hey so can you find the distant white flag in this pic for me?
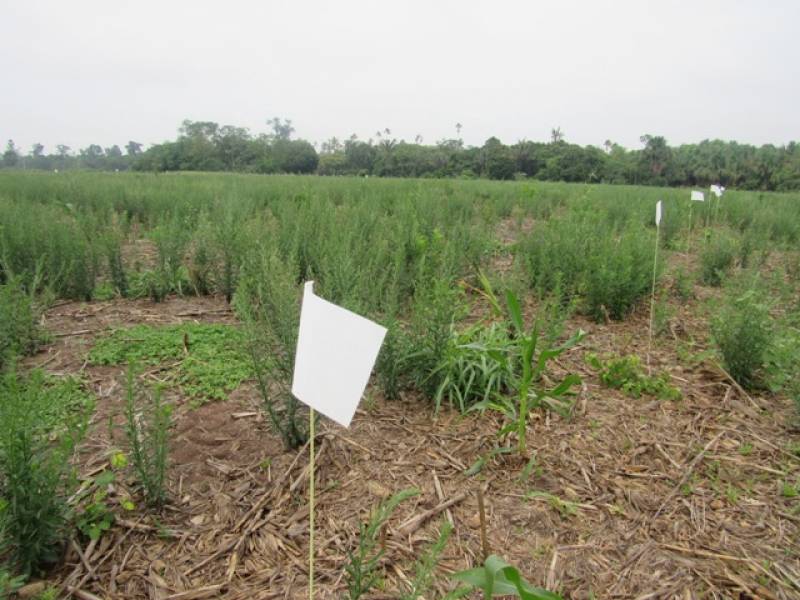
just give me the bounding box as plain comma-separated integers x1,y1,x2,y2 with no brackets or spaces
292,282,387,428
655,200,662,226
691,190,705,202
710,184,723,198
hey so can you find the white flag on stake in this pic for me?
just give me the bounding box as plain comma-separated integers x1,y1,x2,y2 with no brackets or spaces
710,184,723,198
691,190,705,202
292,281,387,428
655,200,662,226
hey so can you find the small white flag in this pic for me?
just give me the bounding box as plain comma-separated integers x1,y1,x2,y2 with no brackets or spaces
710,184,723,198
691,190,705,202
655,200,662,226
292,281,387,428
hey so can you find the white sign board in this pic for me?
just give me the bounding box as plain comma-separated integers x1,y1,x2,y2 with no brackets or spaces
292,282,387,428
691,190,705,202
655,200,662,226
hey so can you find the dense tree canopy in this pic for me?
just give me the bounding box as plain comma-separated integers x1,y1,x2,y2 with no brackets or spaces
2,120,799,190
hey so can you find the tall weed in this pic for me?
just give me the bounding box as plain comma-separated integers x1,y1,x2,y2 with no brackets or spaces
235,249,308,449
712,285,773,389
0,370,90,575
122,365,172,507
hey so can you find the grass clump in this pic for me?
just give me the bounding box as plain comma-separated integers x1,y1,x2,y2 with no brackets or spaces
0,371,92,575
430,322,514,413
122,365,172,507
89,323,253,403
587,353,681,400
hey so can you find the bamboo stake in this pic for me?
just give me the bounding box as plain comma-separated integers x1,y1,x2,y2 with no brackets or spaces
308,408,315,600
647,206,661,374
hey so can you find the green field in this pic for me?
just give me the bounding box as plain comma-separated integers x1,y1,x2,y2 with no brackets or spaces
1,171,799,598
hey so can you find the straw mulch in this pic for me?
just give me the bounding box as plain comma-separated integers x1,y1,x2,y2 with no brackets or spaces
16,291,800,600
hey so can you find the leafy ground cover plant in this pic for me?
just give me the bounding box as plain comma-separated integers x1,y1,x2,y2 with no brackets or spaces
450,554,563,599
0,370,92,575
587,353,681,400
345,488,419,600
122,365,172,507
89,323,252,403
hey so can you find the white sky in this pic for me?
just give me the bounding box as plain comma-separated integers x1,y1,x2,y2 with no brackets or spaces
1,0,799,153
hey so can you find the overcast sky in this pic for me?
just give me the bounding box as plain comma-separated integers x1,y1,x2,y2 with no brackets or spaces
2,0,799,153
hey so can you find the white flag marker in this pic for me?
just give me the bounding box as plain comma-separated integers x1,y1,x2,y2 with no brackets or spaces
710,184,723,198
655,200,662,226
292,281,387,428
691,190,705,202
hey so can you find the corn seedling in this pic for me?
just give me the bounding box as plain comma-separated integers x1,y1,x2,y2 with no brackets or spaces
451,554,563,600
473,284,585,454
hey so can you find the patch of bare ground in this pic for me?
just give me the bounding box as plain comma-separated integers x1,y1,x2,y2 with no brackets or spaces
19,287,800,599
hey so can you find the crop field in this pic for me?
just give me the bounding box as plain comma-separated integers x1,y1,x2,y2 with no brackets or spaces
0,171,799,599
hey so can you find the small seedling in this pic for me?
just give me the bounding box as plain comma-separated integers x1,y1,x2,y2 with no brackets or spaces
345,488,419,600
122,365,172,507
451,554,563,599
587,353,681,400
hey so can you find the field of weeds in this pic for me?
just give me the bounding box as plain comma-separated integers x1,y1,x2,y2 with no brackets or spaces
0,171,798,599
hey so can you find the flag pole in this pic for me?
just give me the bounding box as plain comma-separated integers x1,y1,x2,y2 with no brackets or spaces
647,209,661,374
308,407,315,600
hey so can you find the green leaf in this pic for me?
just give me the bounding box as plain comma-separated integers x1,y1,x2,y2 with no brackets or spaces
95,470,115,487
506,290,524,335
452,555,564,600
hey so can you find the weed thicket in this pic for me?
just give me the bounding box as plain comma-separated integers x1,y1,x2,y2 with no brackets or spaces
712,287,773,389
0,276,45,370
699,230,738,286
519,215,657,322
0,371,92,575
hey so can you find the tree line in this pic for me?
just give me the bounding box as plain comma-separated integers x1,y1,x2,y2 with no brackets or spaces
3,120,800,191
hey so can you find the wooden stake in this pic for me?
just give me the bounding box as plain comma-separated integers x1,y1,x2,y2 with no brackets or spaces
308,408,315,600
647,221,660,374
477,487,489,561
